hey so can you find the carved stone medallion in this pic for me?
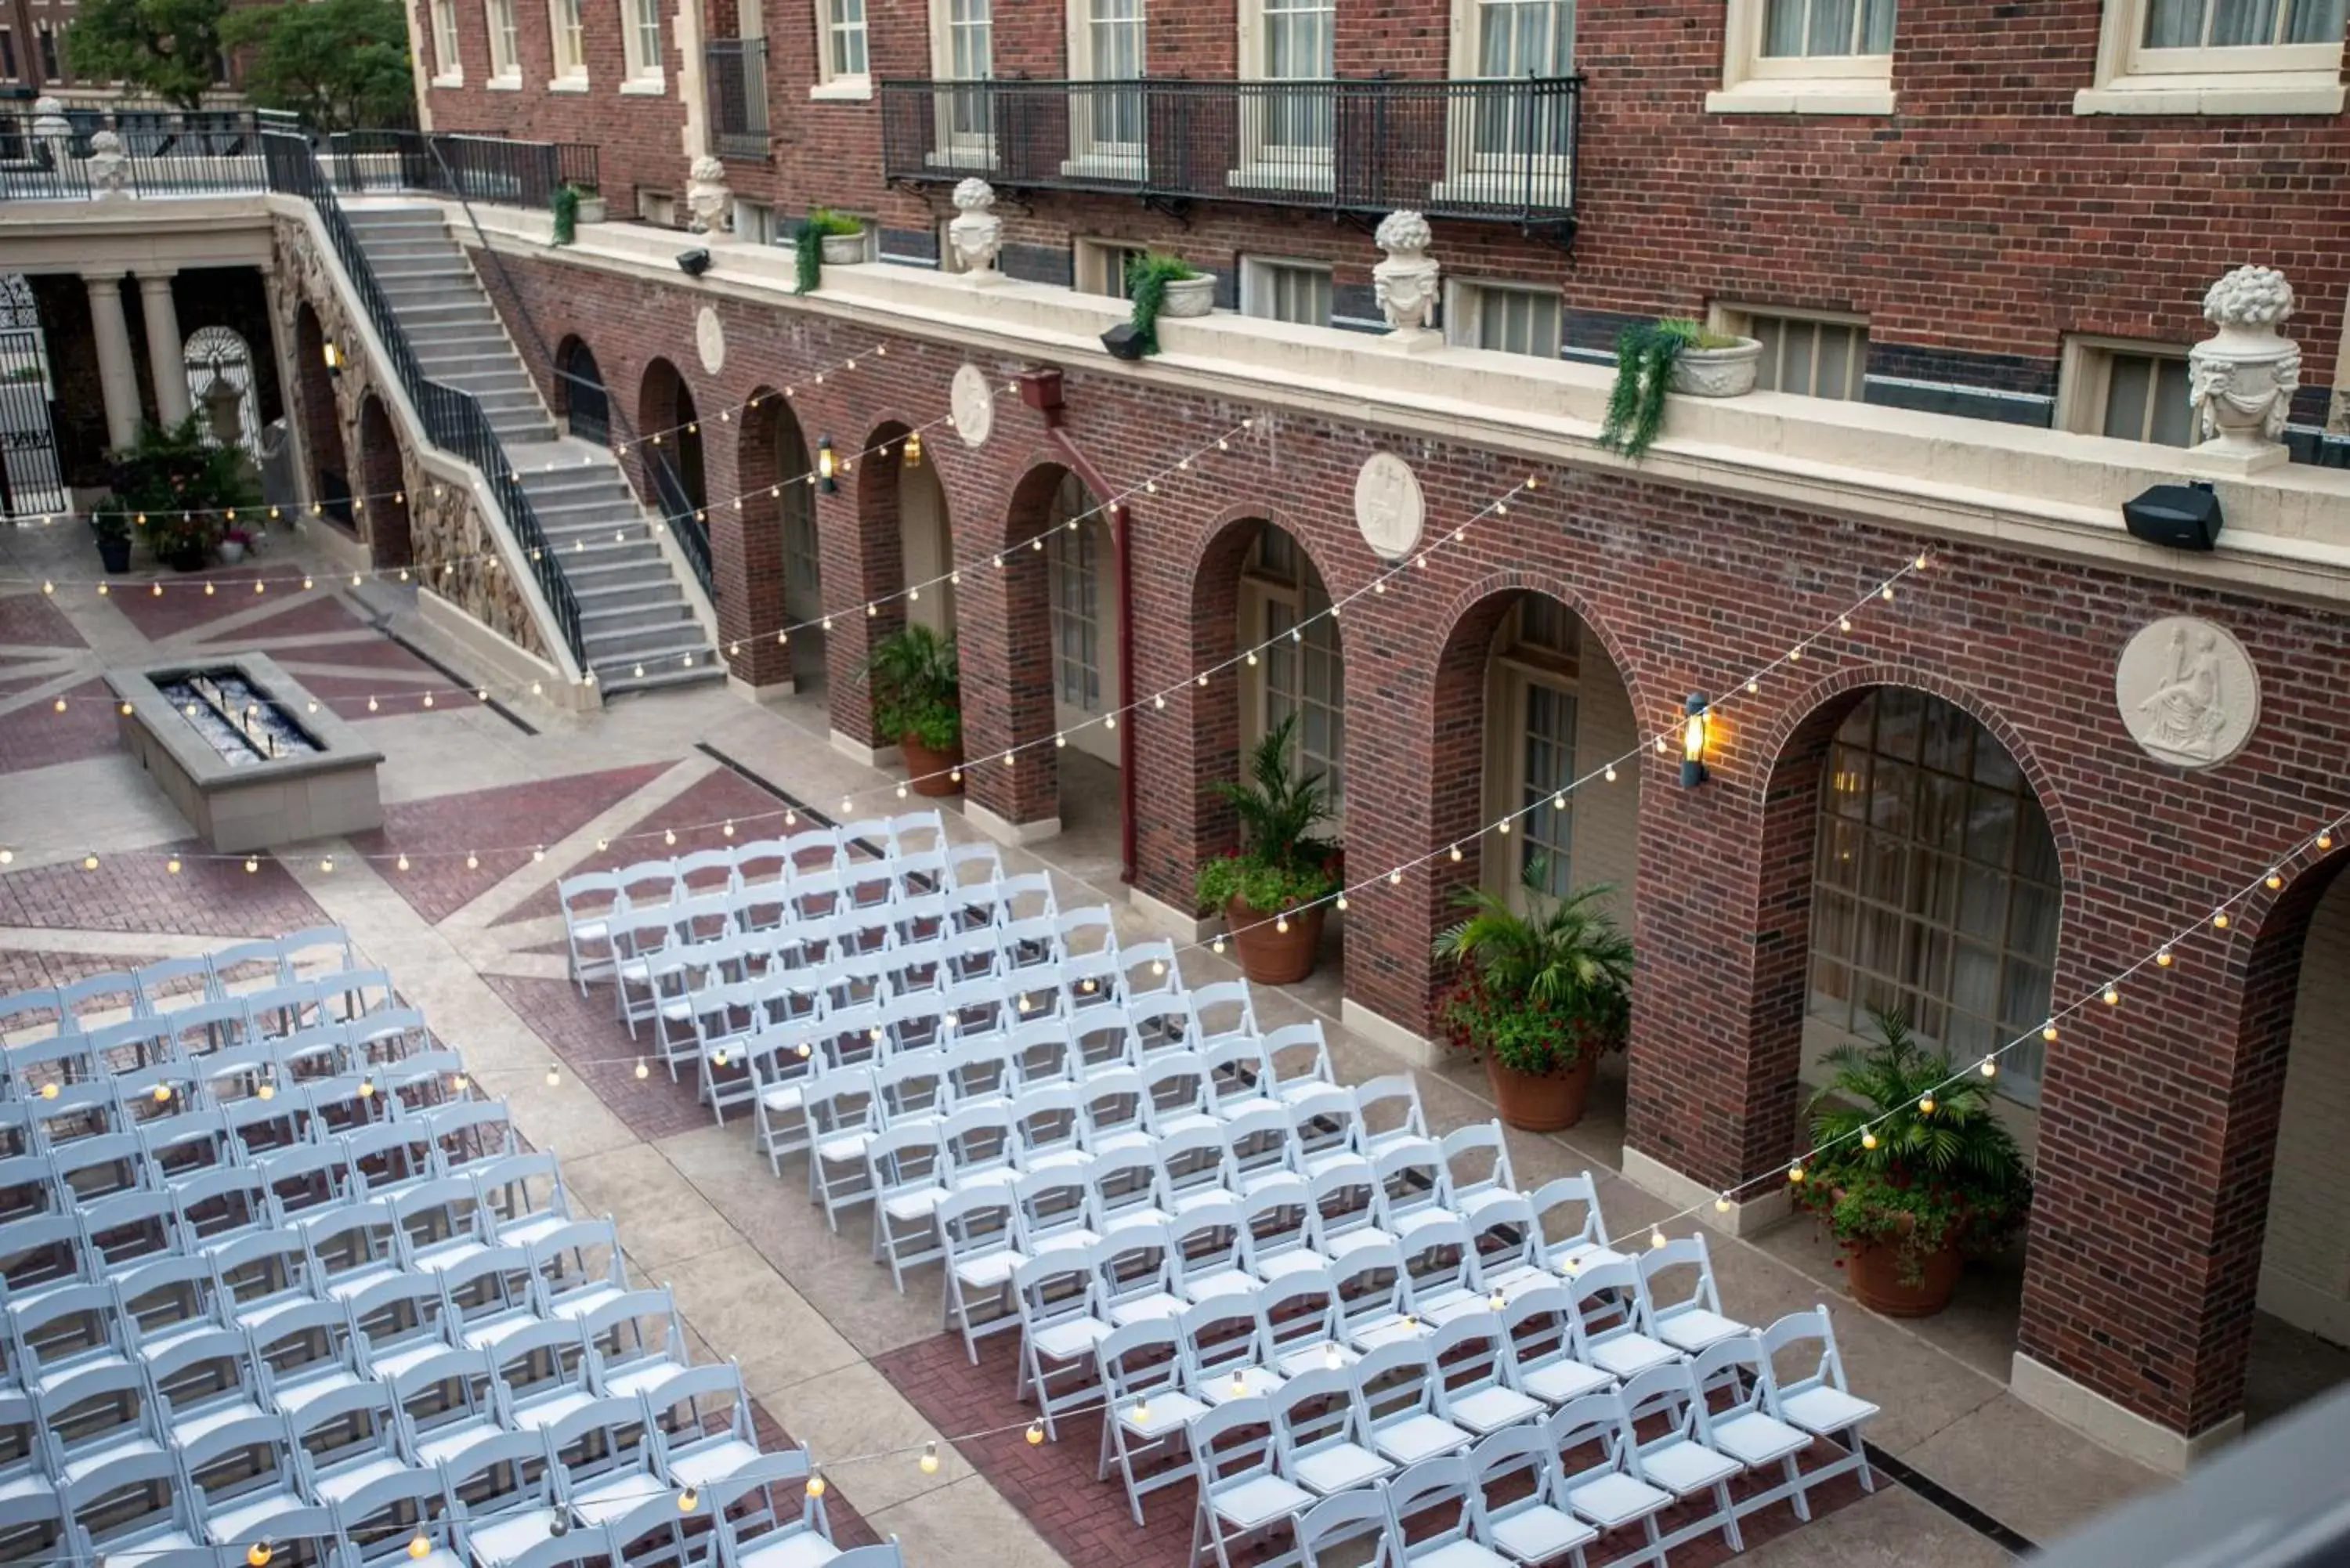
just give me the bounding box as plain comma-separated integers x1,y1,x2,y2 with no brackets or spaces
950,363,994,449
2115,616,2260,770
695,306,726,376
1352,451,1424,561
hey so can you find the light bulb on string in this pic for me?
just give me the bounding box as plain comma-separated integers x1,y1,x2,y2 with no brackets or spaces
2266,869,2283,891
919,1442,941,1474
1918,1094,1936,1115
1860,1130,1878,1151
2103,984,2120,1006
2156,948,2174,968
635,1060,650,1080
1979,1057,1998,1078
544,1062,561,1087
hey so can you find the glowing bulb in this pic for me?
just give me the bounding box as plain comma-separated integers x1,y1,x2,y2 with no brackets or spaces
250,1545,273,1568
2214,911,2231,929
396,854,410,872
1324,1342,1343,1370
1335,894,1349,911
1275,917,1289,933
1131,1397,1149,1425
1230,1370,1248,1397
1714,1195,1731,1213
52,698,66,714
1860,1131,1877,1151
1448,845,1462,862
1389,870,1402,885
319,857,334,874
1212,937,1226,954
81,853,97,871
466,852,479,870
409,1533,432,1560
665,829,678,847
544,1063,561,1087
2156,948,2174,968
257,1079,276,1101
2041,1022,2058,1042
1489,1287,1508,1310
1918,1095,1936,1115
635,1060,650,1080
807,1474,826,1498
2321,832,2336,851
357,1078,374,1099
677,1487,699,1513
1648,1229,1667,1250
244,857,258,873
1787,1164,1805,1183
367,695,378,713
1839,616,1853,632
1603,766,1616,783
2266,870,2283,891
2103,985,2119,1006
919,1442,940,1474
38,1083,56,1101
1979,1057,1998,1078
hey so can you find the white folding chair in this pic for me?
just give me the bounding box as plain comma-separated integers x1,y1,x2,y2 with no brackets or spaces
1200,1034,1280,1122
1170,1196,1255,1303
1274,1365,1393,1497
1352,1074,1427,1158
1297,1487,1397,1568
1141,1050,1217,1139
1528,1173,1629,1277
1077,1067,1151,1155
1263,1021,1336,1104
1096,1219,1187,1327
1332,1242,1416,1353
1549,1393,1671,1562
1374,1138,1460,1241
559,873,625,995
803,1068,880,1228
1183,1290,1287,1405
1094,1317,1206,1526
1759,1305,1878,1501
1429,1310,1543,1436
1309,1154,1393,1262
1011,1248,1112,1440
1570,1262,1679,1382
1385,1452,1513,1568
867,1123,950,1292
1471,1424,1598,1568
1690,1334,1814,1526
1621,1362,1744,1555
1638,1234,1748,1354
1502,1283,1614,1409
1013,1163,1099,1258
1185,1396,1312,1568
937,1187,1027,1362
1010,1085,1086,1172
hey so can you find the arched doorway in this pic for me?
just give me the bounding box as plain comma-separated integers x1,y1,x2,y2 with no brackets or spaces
1236,520,1344,812
901,445,956,638
638,358,705,515
355,395,410,569
291,303,351,526
736,387,820,686
555,336,609,444
1044,471,1115,767
181,326,260,457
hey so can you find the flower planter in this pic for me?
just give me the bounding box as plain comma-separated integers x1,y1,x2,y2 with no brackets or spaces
1224,896,1324,985
216,540,246,565
1843,1235,1964,1318
160,542,208,573
96,534,132,574
1484,1051,1599,1133
1670,338,1762,398
901,732,964,798
821,233,869,266
1160,276,1217,318
575,197,607,224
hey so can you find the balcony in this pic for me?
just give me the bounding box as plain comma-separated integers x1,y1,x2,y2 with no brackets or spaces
880,76,1581,242
707,38,772,161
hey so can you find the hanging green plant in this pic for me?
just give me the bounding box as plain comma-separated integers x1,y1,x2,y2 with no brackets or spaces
791,207,866,296
1123,252,1204,357
551,182,581,247
1600,317,1745,461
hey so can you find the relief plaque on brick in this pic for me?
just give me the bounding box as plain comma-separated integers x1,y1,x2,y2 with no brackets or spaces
1353,451,1423,561
695,306,725,376
2116,615,2261,769
950,364,994,449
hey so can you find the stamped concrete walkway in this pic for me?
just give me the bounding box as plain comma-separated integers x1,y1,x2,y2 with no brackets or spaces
9,516,2339,1563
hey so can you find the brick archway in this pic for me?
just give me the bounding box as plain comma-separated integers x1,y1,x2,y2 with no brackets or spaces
637,357,705,515
718,385,801,689
354,394,410,569
290,303,350,526
960,458,1078,831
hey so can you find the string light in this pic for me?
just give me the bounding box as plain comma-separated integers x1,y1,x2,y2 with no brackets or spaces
918,1442,940,1474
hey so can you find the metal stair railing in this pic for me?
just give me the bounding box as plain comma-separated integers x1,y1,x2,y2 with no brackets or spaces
262,129,587,671
645,449,717,602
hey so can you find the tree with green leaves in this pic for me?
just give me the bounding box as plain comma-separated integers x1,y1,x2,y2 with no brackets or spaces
63,0,231,111
221,0,414,132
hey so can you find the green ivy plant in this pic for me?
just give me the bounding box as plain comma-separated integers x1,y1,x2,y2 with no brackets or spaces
1434,871,1632,1076
551,182,581,247
792,207,866,296
1600,317,1744,461
1195,715,1340,916
1795,1008,2035,1287
1124,252,1206,357
856,622,962,750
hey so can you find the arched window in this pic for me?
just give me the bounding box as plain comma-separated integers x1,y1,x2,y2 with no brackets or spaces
183,326,259,456
1045,471,1119,764
1241,522,1343,813
1806,688,2059,1100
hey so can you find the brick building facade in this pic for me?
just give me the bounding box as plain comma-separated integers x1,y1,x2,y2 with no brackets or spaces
386,0,2350,1474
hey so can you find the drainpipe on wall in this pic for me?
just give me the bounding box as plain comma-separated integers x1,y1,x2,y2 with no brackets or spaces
1018,368,1137,888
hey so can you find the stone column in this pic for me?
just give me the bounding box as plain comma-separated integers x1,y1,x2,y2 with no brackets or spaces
137,272,192,426
81,271,142,451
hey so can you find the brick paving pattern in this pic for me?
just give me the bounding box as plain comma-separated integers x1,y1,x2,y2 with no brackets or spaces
0,948,170,1032
498,765,786,927
877,1328,1864,1568
0,591,89,649
351,763,673,925
264,637,443,676
481,972,724,1143
0,844,328,938
187,591,367,643
0,677,120,774
109,565,281,639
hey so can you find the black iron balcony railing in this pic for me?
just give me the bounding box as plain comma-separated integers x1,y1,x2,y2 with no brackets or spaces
707,38,772,161
0,106,281,198
325,131,599,208
880,75,1581,240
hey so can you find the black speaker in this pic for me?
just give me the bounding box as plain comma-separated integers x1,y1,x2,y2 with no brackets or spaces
2123,481,2223,552
1100,323,1148,361
674,249,712,277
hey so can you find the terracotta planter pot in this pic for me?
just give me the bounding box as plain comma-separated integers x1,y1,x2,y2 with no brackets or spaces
1844,1235,1963,1317
1484,1051,1599,1133
900,732,964,797
1224,896,1324,985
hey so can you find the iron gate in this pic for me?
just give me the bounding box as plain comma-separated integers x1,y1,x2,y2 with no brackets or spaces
0,274,65,519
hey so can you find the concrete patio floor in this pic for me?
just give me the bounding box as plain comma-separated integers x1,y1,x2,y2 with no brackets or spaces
3,514,2345,1564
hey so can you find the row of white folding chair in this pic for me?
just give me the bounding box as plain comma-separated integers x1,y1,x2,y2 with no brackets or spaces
0,927,361,1046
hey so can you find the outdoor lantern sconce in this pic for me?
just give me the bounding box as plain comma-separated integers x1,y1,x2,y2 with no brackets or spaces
817,437,838,493
1681,693,1711,788
902,429,923,468
322,341,342,378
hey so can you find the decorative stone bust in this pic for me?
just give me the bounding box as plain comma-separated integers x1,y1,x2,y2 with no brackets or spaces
947,178,1004,284
685,156,733,236
86,129,130,199
2187,265,2298,475
1372,211,1441,349
31,96,69,139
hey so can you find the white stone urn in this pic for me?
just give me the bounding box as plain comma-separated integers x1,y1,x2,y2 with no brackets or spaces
1160,275,1217,317
946,178,1003,283
1671,338,1763,397
1372,210,1441,349
86,129,130,200
216,538,247,565
685,155,733,235
821,230,869,265
2188,265,2298,475
574,195,608,224
31,96,69,139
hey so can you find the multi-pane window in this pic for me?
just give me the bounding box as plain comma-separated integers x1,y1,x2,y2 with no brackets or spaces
779,421,822,626
1489,598,1581,909
1762,0,1896,56
486,0,521,76
2,29,19,79
1076,239,1147,299
1256,0,1333,150
824,0,870,79
940,0,992,138
430,0,462,74
1471,0,1573,157
1080,0,1145,148
1517,686,1578,899
1049,507,1104,713
1807,689,2059,1102
1449,282,1562,358
35,22,56,79
550,0,587,76
1739,310,1868,399
1246,525,1345,813
1242,259,1332,327
2143,0,2345,45
626,0,663,78
2097,349,2193,446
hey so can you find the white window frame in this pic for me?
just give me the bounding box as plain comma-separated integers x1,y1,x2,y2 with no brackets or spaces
546,0,588,85
734,198,776,244
1073,237,1146,298
1240,526,1344,822
1708,0,1896,114
1481,599,1584,912
428,0,464,82
1444,278,1564,359
618,0,665,87
2077,0,2345,114
926,0,994,162
1231,0,1336,190
484,0,522,83
812,0,872,98
1440,0,1582,199
1240,257,1332,327
1065,0,1147,175
2057,335,2197,447
1046,474,1121,765
1709,302,1871,400
636,188,678,226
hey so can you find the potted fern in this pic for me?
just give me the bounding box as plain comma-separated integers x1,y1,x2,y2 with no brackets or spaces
1436,872,1632,1131
99,415,258,573
859,623,964,797
792,208,868,294
1196,715,1340,985
1117,253,1212,357
1795,1009,2034,1317
1600,318,1762,459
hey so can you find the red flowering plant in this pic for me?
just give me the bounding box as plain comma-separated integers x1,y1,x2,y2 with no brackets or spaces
1434,875,1632,1077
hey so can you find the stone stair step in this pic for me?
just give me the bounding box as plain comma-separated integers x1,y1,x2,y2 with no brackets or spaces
596,663,728,699
574,577,690,614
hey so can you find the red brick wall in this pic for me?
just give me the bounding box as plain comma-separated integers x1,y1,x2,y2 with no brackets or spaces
423,0,2350,398
477,245,2350,1439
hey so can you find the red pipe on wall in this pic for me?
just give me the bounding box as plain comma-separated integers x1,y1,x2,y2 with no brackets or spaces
1018,369,1137,888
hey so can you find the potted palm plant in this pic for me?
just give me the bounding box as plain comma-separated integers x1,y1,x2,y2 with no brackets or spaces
1195,715,1340,985
1436,870,1632,1132
99,415,258,573
859,623,964,797
1795,1009,2034,1317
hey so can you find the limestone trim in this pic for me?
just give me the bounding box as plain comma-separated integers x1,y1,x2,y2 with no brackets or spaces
1340,997,1438,1071
1713,0,1895,114
2011,1352,2245,1474
1620,1146,1794,1239
965,798,1062,847
2076,0,2347,117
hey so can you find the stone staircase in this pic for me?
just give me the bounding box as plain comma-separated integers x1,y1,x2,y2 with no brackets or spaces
343,205,720,698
